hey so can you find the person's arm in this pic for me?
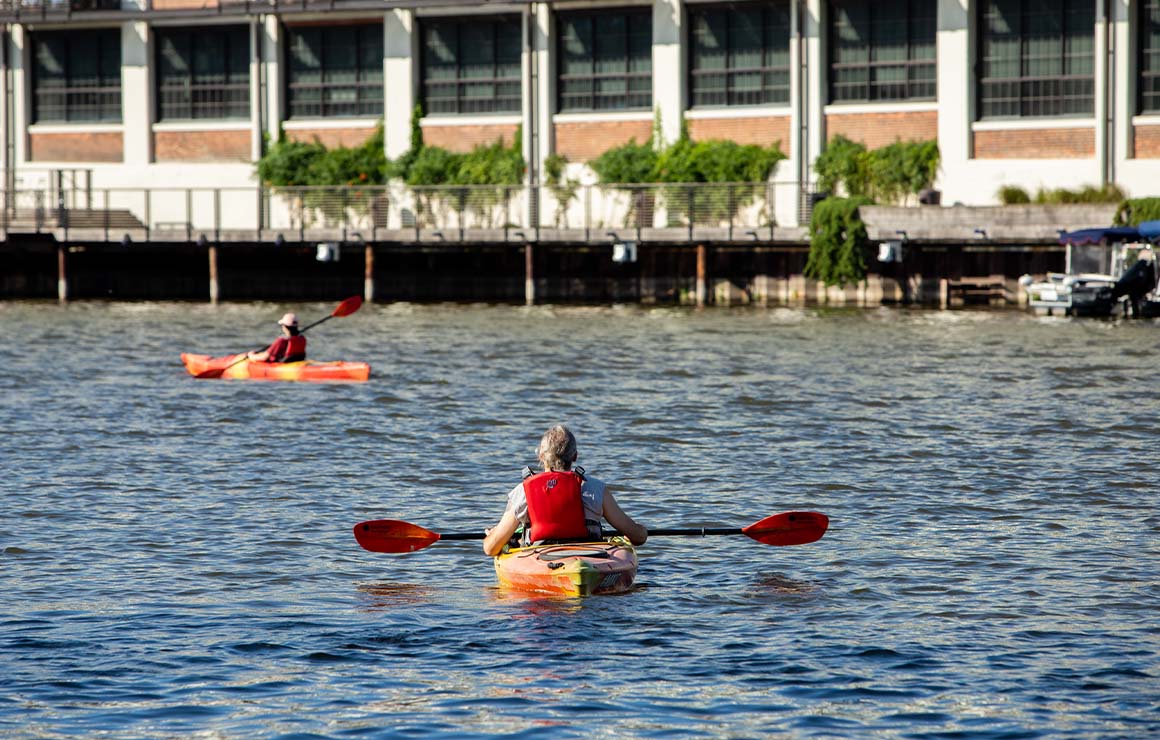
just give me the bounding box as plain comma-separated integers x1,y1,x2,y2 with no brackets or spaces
483,510,520,556
249,338,287,362
602,491,647,545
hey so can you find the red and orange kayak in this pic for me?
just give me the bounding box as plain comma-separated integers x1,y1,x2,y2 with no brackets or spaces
493,539,637,596
181,353,371,382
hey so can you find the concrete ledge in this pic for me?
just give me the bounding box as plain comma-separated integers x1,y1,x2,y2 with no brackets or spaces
860,204,1120,242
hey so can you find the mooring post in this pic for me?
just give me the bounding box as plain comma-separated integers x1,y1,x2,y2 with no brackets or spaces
57,244,68,304
695,244,707,307
208,243,219,305
525,243,535,306
364,243,375,303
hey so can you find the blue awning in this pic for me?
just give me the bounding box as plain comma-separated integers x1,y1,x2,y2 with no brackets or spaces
1059,227,1141,245
1138,221,1160,242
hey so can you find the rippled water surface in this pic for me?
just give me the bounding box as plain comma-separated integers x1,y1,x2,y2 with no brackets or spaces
2,301,1157,739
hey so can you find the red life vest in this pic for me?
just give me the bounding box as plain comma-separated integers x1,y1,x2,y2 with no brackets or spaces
269,335,306,362
524,471,589,543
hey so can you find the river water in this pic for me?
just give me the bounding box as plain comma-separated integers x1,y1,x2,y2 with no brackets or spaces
1,301,1157,739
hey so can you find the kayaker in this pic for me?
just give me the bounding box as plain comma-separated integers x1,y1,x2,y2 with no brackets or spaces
246,313,307,363
482,425,648,556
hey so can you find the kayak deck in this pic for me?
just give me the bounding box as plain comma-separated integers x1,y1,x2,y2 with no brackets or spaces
493,539,637,597
181,353,371,382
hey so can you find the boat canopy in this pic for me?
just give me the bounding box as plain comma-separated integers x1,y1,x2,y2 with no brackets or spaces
1138,221,1160,242
1059,227,1141,245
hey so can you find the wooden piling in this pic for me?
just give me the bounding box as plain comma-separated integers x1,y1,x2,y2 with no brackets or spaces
525,243,535,306
208,244,219,305
695,244,707,307
57,245,68,304
364,243,375,303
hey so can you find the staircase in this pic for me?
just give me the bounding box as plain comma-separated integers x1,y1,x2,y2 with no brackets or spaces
5,207,146,233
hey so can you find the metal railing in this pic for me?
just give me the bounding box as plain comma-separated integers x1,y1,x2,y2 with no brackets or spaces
0,0,453,21
0,180,813,243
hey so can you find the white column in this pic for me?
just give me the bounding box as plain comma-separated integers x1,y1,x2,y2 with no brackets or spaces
1112,0,1131,168
803,0,825,183
122,21,152,165
384,9,416,160
936,0,972,202
10,25,27,167
250,18,262,161
263,16,282,142
524,3,552,171
652,0,684,146
1093,0,1110,184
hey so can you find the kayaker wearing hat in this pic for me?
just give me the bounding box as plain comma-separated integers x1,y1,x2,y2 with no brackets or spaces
246,312,307,363
483,425,648,556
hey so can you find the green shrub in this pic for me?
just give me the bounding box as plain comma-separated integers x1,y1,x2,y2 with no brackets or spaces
544,154,580,227
813,136,939,204
1114,197,1160,226
814,135,870,198
1034,183,1126,204
256,136,327,188
867,139,939,204
997,185,1031,204
804,196,873,288
589,139,659,184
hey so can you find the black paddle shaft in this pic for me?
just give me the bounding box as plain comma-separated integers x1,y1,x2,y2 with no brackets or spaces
646,527,744,537
434,527,742,541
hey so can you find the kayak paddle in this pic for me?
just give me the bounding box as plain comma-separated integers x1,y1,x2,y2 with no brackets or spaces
353,511,829,554
195,295,363,379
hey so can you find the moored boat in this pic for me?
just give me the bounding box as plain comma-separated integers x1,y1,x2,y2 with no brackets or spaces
181,353,371,382
493,538,637,597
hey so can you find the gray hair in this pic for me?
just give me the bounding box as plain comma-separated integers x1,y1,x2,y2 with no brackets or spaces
537,425,577,471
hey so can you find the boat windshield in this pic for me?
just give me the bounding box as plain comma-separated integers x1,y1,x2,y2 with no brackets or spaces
1067,243,1114,275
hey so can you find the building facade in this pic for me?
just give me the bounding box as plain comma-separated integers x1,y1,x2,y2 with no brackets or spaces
0,0,1156,228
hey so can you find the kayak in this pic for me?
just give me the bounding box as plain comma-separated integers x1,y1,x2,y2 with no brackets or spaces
181,353,371,382
493,538,637,596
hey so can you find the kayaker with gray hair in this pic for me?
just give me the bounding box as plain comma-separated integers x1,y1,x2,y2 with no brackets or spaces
247,312,307,363
483,425,648,556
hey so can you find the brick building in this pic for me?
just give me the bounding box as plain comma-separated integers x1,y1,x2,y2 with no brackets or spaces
0,0,1156,228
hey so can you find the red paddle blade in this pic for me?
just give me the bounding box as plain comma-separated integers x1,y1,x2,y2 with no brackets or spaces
742,511,829,546
332,295,363,318
353,519,441,553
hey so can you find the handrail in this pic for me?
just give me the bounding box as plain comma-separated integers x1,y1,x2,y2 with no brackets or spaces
0,180,812,243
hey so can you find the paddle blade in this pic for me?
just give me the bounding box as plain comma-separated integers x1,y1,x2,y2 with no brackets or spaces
332,295,363,318
194,369,225,379
742,511,829,546
354,519,441,553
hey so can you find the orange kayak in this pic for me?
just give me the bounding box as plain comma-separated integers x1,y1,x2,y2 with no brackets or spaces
181,353,371,382
493,539,637,596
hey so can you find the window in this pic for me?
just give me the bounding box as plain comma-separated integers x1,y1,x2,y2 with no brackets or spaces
156,27,250,121
286,24,383,119
32,29,121,123
421,16,521,115
1142,0,1160,114
978,0,1094,119
557,9,651,112
828,0,936,103
689,2,790,107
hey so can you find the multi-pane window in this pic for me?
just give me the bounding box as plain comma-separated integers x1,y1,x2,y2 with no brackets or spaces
689,2,791,107
557,10,652,112
1142,0,1160,113
286,24,383,119
421,17,521,115
828,0,936,103
156,27,250,121
978,0,1094,118
32,29,121,123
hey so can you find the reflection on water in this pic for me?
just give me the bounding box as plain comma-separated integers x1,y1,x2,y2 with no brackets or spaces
2,302,1157,739
356,582,436,610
